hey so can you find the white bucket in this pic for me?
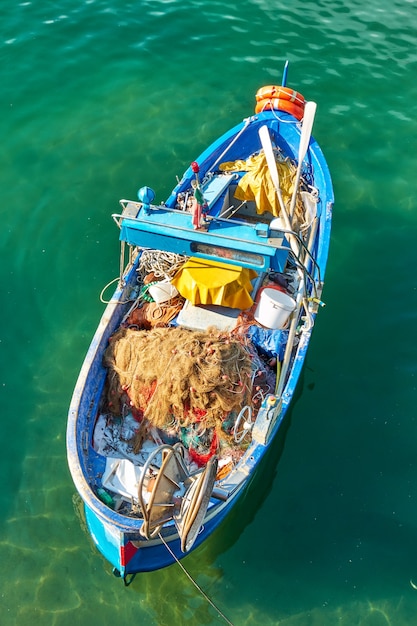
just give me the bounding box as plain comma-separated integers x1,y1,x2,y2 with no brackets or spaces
148,280,178,304
254,288,296,329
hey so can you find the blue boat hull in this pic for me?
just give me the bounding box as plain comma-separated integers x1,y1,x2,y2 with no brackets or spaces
84,482,241,575
67,77,334,581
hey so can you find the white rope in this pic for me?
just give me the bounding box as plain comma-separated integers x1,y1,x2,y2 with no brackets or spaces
99,277,120,303
158,533,234,626
210,116,251,172
137,249,186,281
259,103,302,126
99,275,142,306
100,250,187,304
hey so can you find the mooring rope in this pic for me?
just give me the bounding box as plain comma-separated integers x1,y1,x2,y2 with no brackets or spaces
209,116,251,173
158,533,234,626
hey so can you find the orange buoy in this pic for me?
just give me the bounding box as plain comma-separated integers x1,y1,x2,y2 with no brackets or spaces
255,85,305,107
255,97,305,120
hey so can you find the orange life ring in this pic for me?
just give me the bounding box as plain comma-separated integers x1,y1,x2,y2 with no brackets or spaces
255,97,305,120
255,85,305,107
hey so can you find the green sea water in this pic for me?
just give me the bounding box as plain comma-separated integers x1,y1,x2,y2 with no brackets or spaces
2,0,417,624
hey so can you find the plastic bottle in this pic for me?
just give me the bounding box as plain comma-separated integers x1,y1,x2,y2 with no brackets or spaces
97,488,114,508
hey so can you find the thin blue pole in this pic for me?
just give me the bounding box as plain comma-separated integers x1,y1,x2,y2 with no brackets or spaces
282,60,289,86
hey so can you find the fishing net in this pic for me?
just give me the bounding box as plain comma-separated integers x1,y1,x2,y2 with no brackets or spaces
103,326,253,435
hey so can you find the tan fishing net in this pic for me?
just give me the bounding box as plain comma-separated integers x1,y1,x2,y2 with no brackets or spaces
103,326,253,432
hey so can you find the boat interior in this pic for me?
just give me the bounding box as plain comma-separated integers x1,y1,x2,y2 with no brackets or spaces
91,248,298,518
87,127,324,535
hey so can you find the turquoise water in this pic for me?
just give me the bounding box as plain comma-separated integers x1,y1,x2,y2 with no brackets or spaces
2,0,417,623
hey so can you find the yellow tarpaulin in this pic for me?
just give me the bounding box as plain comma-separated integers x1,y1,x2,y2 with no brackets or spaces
171,258,257,310
219,151,296,217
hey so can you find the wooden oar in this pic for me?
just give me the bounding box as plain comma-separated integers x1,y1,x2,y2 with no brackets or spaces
259,125,305,397
258,125,292,233
275,280,304,397
289,101,317,220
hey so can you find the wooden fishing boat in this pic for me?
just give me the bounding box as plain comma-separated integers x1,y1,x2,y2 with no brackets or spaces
67,65,333,584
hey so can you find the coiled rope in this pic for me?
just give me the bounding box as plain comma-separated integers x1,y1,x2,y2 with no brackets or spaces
99,250,186,304
137,249,186,281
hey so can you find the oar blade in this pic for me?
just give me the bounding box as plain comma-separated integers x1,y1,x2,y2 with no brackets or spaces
258,125,279,192
299,101,317,163
258,125,293,232
288,100,317,220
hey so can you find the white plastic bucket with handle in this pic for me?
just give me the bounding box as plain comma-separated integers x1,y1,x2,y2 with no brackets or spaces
254,288,296,329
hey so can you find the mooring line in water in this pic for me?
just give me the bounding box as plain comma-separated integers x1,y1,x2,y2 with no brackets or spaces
158,533,234,626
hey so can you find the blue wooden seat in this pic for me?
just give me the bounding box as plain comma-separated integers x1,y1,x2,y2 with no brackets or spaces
202,174,236,216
